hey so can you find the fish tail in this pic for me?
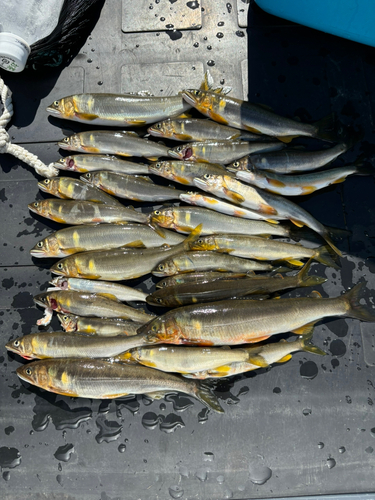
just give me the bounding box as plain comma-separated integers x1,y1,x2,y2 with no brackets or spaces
299,331,327,356
341,127,365,151
321,231,343,257
182,223,203,249
314,113,337,142
297,258,327,287
314,245,341,270
355,163,375,176
194,382,224,413
325,225,351,242
341,282,375,322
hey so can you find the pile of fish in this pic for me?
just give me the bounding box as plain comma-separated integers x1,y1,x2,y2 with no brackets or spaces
7,76,375,414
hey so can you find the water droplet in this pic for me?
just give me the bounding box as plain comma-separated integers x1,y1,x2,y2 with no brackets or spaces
0,448,21,469
179,466,189,477
149,4,153,9
144,459,147,463
218,21,224,26
366,446,374,453
166,24,174,29
95,415,122,443
326,457,336,469
54,444,74,463
346,395,352,404
97,81,103,86
226,3,232,14
160,414,185,433
91,48,95,52
186,0,199,9
204,452,214,461
249,464,272,485
318,442,324,449
220,79,225,85
273,387,281,394
216,32,224,39
195,468,208,482
236,30,245,37
142,412,161,430
300,360,318,379
370,427,375,438
165,394,193,412
87,59,92,63
155,0,160,3
216,475,225,483
160,17,165,21
329,339,346,357
302,408,312,416
116,396,140,415
207,45,212,50
169,485,184,498
166,30,183,41
118,444,126,453
339,446,346,454
198,407,209,424
160,403,166,411
58,463,62,471
193,42,199,48
31,398,92,432
56,474,63,486
99,400,111,414
207,60,215,67
2,471,10,481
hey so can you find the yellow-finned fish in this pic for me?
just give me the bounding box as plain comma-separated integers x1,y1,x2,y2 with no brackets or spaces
57,314,142,336
16,358,224,412
53,155,150,175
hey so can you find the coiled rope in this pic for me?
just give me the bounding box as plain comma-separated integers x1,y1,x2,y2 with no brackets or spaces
0,75,58,177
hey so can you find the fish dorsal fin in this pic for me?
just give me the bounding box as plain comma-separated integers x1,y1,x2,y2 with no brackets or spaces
200,70,214,91
309,290,322,299
120,240,146,248
96,293,121,302
121,131,139,136
291,321,316,336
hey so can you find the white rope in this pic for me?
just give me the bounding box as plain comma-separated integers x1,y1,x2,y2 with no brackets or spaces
0,75,58,177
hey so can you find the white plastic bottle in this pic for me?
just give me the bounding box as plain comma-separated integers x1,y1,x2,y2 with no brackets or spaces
0,0,64,72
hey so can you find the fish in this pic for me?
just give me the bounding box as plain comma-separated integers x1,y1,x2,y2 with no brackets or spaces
58,314,142,336
80,171,184,202
33,290,154,326
148,118,273,142
28,199,147,225
49,225,203,281
6,331,149,360
156,271,250,289
234,163,374,196
148,206,289,237
147,259,327,306
138,282,375,346
168,139,284,164
227,141,360,174
182,89,335,143
152,251,273,276
58,130,170,161
53,155,151,175
49,277,148,303
183,334,326,379
16,358,224,412
30,223,184,258
126,345,250,374
179,191,281,222
193,174,342,255
189,234,339,268
148,160,228,186
38,177,123,206
46,93,192,126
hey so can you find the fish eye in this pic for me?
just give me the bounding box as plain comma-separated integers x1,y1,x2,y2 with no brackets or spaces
63,137,69,143
53,100,59,106
159,264,165,271
151,325,158,332
156,298,163,304
63,315,69,320
33,202,39,207
154,210,161,215
57,263,64,270
86,173,91,178
42,297,47,302
43,179,50,185
203,174,211,180
25,368,32,375
197,239,203,244
156,124,161,129
37,241,43,248
155,163,161,168
176,147,182,152
13,340,20,347
233,162,239,168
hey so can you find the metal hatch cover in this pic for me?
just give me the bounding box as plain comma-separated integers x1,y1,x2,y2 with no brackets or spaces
122,0,202,33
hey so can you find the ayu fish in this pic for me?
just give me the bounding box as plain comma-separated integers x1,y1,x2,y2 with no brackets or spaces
30,223,184,258
148,160,228,186
138,283,375,346
156,271,249,289
16,358,224,412
28,199,147,225
81,171,183,202
58,314,142,336
53,155,150,175
182,89,335,143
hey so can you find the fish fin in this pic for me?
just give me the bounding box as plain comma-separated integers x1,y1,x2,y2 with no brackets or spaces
259,203,278,215
144,390,169,400
135,175,153,183
223,188,245,204
176,111,192,119
268,178,286,188
322,231,343,257
83,146,100,153
249,335,270,342
243,125,262,134
121,240,146,248
313,113,337,143
355,164,375,176
332,177,347,185
257,234,272,239
114,352,138,363
183,224,203,248
209,111,229,125
301,185,317,194
126,120,147,126
272,295,281,299
299,332,327,356
277,135,299,143
75,112,99,121
174,133,193,141
194,382,224,413
148,223,167,238
326,225,351,241
266,219,280,224
146,156,159,161
291,321,316,336
200,70,214,91
213,364,232,374
341,282,375,322
276,354,292,363
247,354,269,368
297,258,327,287
314,245,341,270
286,259,304,267
246,271,256,276
97,293,121,302
309,290,322,299
290,218,305,228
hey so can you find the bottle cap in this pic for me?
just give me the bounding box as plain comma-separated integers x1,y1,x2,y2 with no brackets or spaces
0,32,30,72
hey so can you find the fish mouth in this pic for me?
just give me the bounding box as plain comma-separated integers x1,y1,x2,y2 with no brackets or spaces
37,181,50,193
28,203,38,213
168,149,182,159
30,248,47,258
33,297,47,308
50,264,65,276
193,178,208,189
181,90,196,106
5,342,18,354
147,126,163,137
46,105,61,116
